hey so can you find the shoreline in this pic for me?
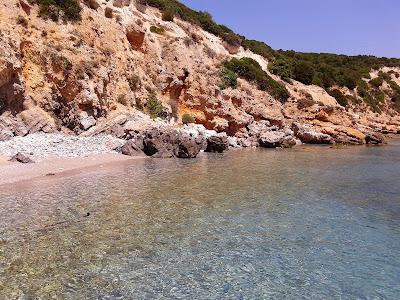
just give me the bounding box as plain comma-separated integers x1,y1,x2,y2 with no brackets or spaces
0,134,398,190
0,153,143,189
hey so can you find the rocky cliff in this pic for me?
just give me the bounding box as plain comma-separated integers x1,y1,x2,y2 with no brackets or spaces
1,0,399,157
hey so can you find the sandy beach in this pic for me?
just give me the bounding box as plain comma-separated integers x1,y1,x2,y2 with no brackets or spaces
0,153,142,187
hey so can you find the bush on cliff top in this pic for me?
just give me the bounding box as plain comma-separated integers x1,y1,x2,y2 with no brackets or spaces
28,0,81,21
138,0,243,46
224,57,290,103
268,58,292,83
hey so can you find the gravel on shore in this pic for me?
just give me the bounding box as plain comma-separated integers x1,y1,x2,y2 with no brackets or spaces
0,133,125,159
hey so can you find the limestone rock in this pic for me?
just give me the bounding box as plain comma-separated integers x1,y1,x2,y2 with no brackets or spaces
142,127,205,158
365,132,386,145
113,0,131,8
85,0,100,10
292,123,333,144
126,24,145,51
205,134,229,153
9,152,34,163
259,131,296,148
79,112,96,130
121,139,145,156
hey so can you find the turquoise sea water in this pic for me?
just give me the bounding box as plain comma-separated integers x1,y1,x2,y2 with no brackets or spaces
0,140,399,299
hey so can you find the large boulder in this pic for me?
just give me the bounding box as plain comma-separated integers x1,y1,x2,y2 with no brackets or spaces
365,131,386,145
85,0,100,9
0,113,28,140
113,0,131,8
259,131,297,148
79,112,96,131
0,124,13,141
292,123,333,144
142,127,205,158
205,134,229,153
120,139,145,156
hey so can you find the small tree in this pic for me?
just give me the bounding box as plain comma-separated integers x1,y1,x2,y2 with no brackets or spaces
146,94,165,119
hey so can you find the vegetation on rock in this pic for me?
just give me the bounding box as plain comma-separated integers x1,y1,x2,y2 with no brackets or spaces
219,67,238,89
224,58,290,103
182,113,195,124
150,25,165,34
28,0,81,21
27,0,400,112
146,95,165,119
328,89,348,107
268,58,292,83
161,9,175,21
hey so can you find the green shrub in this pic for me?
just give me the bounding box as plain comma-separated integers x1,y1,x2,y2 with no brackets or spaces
146,94,165,119
150,26,165,34
388,80,400,94
378,71,391,81
392,92,400,112
293,61,315,85
328,89,348,107
358,80,383,113
138,0,400,108
375,90,385,103
162,9,175,21
220,67,238,89
268,58,293,82
182,113,195,124
369,77,383,88
341,71,358,90
224,57,290,103
222,32,242,46
311,72,324,87
29,0,81,21
140,0,243,46
242,40,275,60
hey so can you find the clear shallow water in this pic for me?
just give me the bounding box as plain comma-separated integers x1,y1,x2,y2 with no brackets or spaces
0,141,400,299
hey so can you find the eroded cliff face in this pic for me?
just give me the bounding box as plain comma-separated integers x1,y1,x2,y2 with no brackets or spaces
1,0,399,147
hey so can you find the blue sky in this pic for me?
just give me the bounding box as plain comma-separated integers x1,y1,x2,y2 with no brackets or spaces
180,0,400,58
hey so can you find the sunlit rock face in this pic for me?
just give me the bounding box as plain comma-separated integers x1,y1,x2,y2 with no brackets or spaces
0,0,399,145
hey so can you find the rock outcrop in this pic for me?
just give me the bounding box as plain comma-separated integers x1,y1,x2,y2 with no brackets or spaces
141,127,205,158
205,135,229,153
292,123,334,144
0,0,398,159
259,131,297,148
